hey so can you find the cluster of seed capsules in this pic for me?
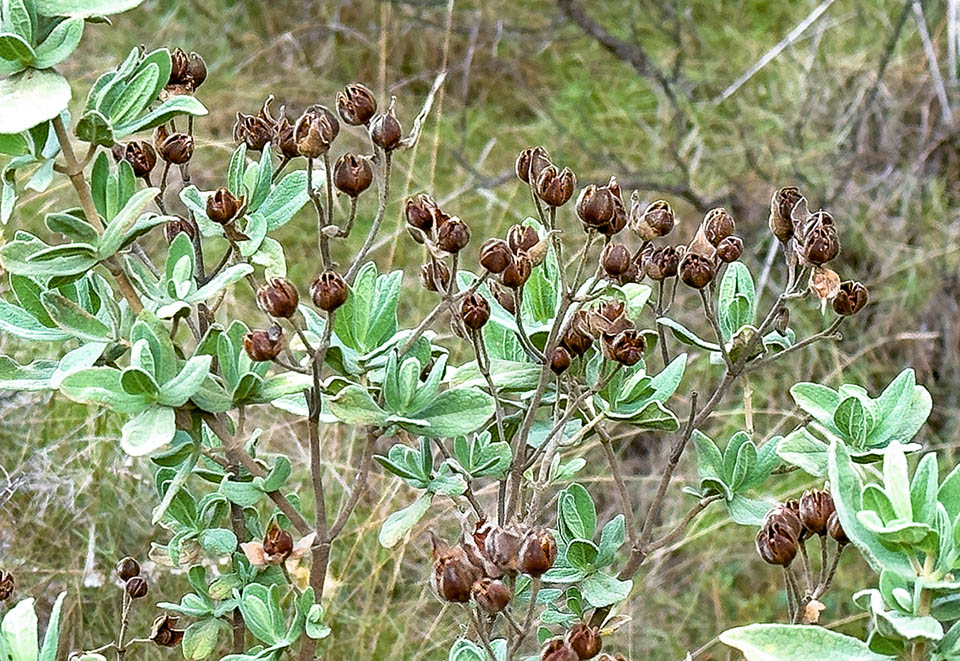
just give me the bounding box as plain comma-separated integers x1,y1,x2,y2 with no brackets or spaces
756,489,848,568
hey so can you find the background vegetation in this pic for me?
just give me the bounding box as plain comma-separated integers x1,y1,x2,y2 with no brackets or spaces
2,0,959,657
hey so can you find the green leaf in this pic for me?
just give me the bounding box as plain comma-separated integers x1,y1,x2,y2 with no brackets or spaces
328,385,387,426
790,382,839,426
834,396,873,447
120,405,175,456
0,297,69,341
38,592,66,661
60,366,151,413
559,483,596,540
305,604,331,640
0,356,56,390
595,515,625,567
883,441,912,520
238,585,282,646
158,355,211,407
0,69,70,135
98,187,160,258
656,317,720,352
40,290,112,341
565,539,599,572
1,0,33,43
911,452,939,526
33,17,83,68
717,262,756,339
35,0,145,16
182,619,223,660
777,428,829,477
199,528,238,555
379,494,431,548
719,624,893,660
120,366,160,398
727,494,772,525
113,94,207,139
0,32,34,66
406,388,494,438
580,572,632,608
74,110,115,146
1,597,38,661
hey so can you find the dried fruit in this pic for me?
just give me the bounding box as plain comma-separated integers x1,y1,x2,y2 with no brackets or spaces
507,224,540,254
295,104,340,158
799,490,835,537
460,294,491,331
644,245,681,280
263,523,295,560
154,126,194,165
0,572,14,602
519,528,557,577
536,165,576,207
541,638,580,661
501,253,533,289
568,624,603,659
472,577,512,614
678,252,715,289
827,512,849,546
206,187,244,225
243,324,285,362
601,243,631,278
311,270,349,311
116,557,141,581
125,576,148,599
149,614,185,648
333,153,374,197
337,82,378,126
550,346,572,374
480,238,513,274
630,197,675,241
370,103,403,151
576,177,626,235
769,186,804,242
437,217,471,253
420,261,451,293
516,146,552,184
716,236,744,263
801,210,840,265
257,277,299,319
703,208,735,246
112,141,157,178
430,534,481,603
833,281,868,316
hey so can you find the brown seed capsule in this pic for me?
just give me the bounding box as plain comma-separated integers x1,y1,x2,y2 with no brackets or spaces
111,141,157,178
568,624,603,659
295,104,340,158
562,311,594,357
419,262,451,293
799,490,835,537
601,243,631,278
606,329,645,366
703,208,736,246
472,577,511,614
164,217,196,243
541,638,580,661
481,526,522,575
257,277,299,318
185,52,207,89
243,324,285,362
769,186,804,242
502,253,533,289
490,281,516,314
630,197,675,241
460,294,491,331
337,82,378,126
516,146,552,184
437,217,471,253
370,103,403,151
169,47,189,85
274,115,299,160
154,128,194,165
576,177,626,235
827,512,849,546
310,270,349,311
519,529,557,577
536,165,576,207
833,281,868,316
149,614,185,648
430,534,482,603
479,238,514,274
206,187,244,225
550,346,572,375
716,236,744,263
263,523,294,560
644,245,681,280
116,557,141,581
801,211,840,265
233,111,275,152
125,576,148,599
756,520,799,567
507,224,540,255
769,502,805,541
404,194,440,238
678,252,716,289
0,571,13,602
333,153,374,197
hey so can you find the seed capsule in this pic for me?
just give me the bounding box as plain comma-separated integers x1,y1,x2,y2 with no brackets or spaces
507,224,540,254
168,48,206,91
310,270,349,311
827,512,849,545
274,115,299,160
501,253,533,289
405,193,440,237
154,127,194,165
769,186,804,242
550,346,572,374
799,490,835,537
490,281,516,314
430,534,482,603
644,245,681,280
479,238,513,274
833,281,868,316
715,236,744,263
703,208,736,246
206,187,244,225
605,329,645,366
263,523,294,560
149,614,185,648
801,211,840,265
257,277,299,319
516,146,552,184
460,294,491,331
112,141,157,178
601,243,631,278
768,503,805,541
561,311,594,357
0,572,14,601
185,52,207,89
519,529,557,577
169,48,189,85
568,624,603,659
541,638,580,661
755,521,799,567
630,197,675,241
116,557,141,581
337,82,378,126
243,324,285,362
164,216,196,243
295,105,339,158
370,103,403,151
576,177,626,235
472,577,512,614
437,217,471,253
536,165,576,207
333,153,374,197
233,111,274,152
125,576,148,599
420,262,451,293
678,252,715,289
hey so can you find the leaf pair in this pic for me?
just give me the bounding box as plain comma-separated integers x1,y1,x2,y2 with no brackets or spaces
690,430,779,525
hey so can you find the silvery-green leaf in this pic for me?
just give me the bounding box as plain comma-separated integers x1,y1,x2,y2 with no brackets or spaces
35,0,146,16
719,624,893,660
0,355,56,390
121,405,175,456
33,17,83,68
379,494,431,548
